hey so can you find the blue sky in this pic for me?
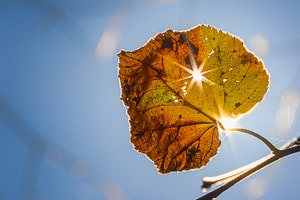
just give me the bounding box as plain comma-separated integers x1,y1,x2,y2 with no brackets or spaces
1,0,300,199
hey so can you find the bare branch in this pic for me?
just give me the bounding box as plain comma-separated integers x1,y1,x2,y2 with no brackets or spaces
197,136,300,200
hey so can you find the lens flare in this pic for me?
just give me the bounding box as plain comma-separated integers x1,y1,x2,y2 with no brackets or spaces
173,56,216,94
191,68,204,82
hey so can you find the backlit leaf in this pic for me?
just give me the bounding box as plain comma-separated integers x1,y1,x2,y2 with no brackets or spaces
118,25,269,173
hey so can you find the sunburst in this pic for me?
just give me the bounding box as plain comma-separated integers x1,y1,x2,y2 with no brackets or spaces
174,51,215,94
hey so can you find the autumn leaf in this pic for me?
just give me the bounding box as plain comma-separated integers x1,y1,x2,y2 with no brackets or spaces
118,25,269,174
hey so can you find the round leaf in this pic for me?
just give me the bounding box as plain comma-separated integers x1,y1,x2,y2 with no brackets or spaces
118,25,269,173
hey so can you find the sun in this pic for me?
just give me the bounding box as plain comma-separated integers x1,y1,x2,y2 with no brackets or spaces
176,53,215,92
192,69,204,81
219,116,240,130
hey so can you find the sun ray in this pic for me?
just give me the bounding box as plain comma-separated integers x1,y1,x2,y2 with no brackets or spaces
166,45,220,97
173,57,216,93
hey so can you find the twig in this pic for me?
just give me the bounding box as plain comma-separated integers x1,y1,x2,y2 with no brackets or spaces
226,128,280,152
217,123,280,153
197,136,300,200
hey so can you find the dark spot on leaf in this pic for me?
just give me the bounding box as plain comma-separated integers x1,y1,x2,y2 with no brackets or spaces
241,54,251,65
161,38,173,49
142,54,155,66
187,147,199,163
133,97,140,104
232,50,237,53
179,114,182,119
179,33,186,44
124,84,131,97
157,69,164,77
185,55,190,65
188,42,198,56
135,131,145,137
235,102,241,108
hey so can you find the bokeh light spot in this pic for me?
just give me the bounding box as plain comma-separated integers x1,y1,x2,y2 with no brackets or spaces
249,34,269,57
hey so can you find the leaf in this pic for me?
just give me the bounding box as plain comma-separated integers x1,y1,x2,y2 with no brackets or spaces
118,25,269,174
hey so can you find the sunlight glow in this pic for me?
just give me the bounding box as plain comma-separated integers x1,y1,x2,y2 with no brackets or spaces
95,9,127,60
249,34,269,57
245,178,269,198
192,69,204,82
220,117,240,130
175,57,215,93
169,45,218,97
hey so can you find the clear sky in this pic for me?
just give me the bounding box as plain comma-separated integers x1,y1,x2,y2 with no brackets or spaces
1,0,300,199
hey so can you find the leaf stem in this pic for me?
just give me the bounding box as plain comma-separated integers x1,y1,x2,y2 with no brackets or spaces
197,136,300,200
226,128,279,152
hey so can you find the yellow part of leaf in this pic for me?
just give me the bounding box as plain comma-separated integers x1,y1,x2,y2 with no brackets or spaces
118,25,269,173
